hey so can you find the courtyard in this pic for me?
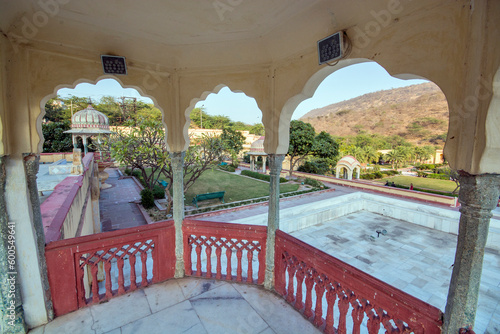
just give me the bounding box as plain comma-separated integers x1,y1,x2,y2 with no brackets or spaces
31,190,500,333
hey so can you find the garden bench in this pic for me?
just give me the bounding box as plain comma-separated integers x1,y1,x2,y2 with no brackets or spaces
192,191,225,208
157,180,168,188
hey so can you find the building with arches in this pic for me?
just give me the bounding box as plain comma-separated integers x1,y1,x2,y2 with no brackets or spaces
64,104,114,155
335,155,361,180
1,1,499,333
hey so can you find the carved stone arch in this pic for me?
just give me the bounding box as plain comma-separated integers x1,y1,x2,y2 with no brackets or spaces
183,84,264,151
478,65,500,172
37,76,165,153
276,58,446,155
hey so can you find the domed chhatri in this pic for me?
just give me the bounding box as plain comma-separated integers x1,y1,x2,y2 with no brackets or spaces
248,136,267,173
71,105,110,129
249,136,265,154
64,104,114,154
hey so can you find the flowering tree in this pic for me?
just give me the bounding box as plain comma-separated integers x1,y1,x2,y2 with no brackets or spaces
110,118,224,212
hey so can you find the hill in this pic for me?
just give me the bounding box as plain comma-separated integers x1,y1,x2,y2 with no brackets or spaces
299,83,448,145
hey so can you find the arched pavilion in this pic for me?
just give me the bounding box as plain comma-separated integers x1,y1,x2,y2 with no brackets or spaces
1,2,499,333
247,136,267,173
335,155,361,180
64,104,114,155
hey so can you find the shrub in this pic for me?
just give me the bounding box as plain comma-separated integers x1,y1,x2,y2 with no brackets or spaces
124,168,132,176
427,173,450,180
152,185,165,199
241,170,288,183
219,164,236,172
140,188,155,209
417,164,436,170
131,170,141,178
304,178,324,188
297,160,330,175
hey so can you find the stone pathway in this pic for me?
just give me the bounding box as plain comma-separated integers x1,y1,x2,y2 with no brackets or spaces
99,168,147,231
28,278,320,334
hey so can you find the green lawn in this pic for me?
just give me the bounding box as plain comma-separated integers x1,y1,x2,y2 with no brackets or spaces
171,169,299,205
374,175,457,192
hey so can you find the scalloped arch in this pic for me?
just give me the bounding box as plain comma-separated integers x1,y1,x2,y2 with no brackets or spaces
36,76,165,153
478,65,500,171
276,58,438,154
181,84,263,151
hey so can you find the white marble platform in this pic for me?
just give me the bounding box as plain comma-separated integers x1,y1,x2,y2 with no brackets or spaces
231,192,500,251
290,211,500,334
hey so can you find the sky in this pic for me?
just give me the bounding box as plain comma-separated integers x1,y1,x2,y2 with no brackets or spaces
58,62,428,125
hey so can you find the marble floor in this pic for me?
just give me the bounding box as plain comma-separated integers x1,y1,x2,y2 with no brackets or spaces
28,278,320,334
290,210,500,334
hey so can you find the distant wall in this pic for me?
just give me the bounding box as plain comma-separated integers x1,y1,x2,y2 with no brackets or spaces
291,171,458,207
40,152,74,163
41,153,99,243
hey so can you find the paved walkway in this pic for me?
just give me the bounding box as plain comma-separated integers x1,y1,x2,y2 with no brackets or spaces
99,168,147,231
28,278,320,334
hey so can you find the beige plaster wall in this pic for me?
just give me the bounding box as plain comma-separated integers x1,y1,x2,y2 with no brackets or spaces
1,1,499,174
61,159,95,239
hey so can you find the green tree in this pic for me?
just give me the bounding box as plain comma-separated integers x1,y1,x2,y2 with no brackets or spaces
287,120,316,178
249,123,265,135
111,118,168,190
42,121,74,152
363,146,380,164
313,131,338,159
220,127,245,165
384,150,399,169
95,96,123,124
111,118,224,213
43,97,71,122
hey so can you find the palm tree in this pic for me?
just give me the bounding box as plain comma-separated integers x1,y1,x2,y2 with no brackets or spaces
363,146,380,164
385,150,399,169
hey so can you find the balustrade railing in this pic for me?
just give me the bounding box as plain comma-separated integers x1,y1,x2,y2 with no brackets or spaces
183,219,267,284
46,218,446,333
275,230,443,333
45,220,176,316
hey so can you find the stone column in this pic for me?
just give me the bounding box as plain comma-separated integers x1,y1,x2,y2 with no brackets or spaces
170,152,186,278
262,156,267,174
443,173,500,333
250,156,255,172
0,156,26,333
22,154,53,323
91,172,101,234
264,154,285,290
82,136,88,155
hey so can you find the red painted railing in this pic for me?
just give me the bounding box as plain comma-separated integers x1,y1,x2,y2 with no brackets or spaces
183,219,267,284
45,220,175,316
275,230,443,333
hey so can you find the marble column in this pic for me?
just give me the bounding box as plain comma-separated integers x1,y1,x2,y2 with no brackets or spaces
264,154,285,290
443,173,500,333
170,152,186,278
0,156,26,333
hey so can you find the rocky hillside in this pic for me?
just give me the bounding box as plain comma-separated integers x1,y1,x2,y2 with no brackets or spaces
299,83,448,145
